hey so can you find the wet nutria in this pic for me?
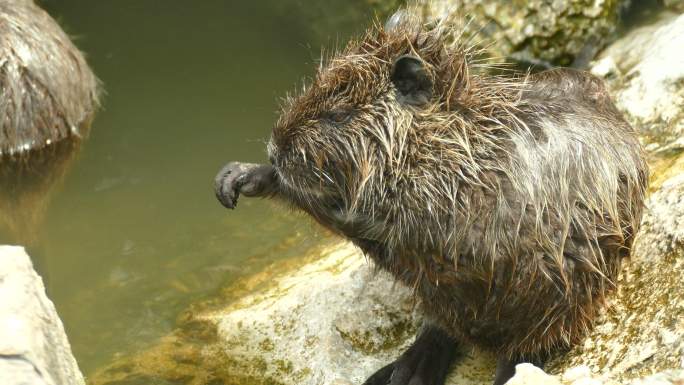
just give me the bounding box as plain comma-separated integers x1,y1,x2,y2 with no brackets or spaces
0,0,99,242
214,9,648,385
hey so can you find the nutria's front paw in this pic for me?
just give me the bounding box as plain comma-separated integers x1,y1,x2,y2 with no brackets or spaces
214,162,247,209
214,162,277,209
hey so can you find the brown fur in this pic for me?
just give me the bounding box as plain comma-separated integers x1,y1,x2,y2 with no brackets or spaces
267,10,648,360
0,0,99,159
0,1,99,243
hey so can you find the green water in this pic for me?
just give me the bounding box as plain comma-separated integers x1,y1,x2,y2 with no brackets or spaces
20,0,375,376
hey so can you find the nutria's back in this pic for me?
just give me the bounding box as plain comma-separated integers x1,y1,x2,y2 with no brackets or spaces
399,68,646,358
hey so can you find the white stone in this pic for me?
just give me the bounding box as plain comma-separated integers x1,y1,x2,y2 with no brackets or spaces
505,363,562,385
0,246,85,385
564,365,593,382
591,13,684,142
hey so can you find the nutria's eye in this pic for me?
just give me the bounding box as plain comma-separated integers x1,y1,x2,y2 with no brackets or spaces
324,108,353,124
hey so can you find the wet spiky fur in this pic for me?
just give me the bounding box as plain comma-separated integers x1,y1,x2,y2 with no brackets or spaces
268,9,648,359
0,0,99,243
0,0,99,159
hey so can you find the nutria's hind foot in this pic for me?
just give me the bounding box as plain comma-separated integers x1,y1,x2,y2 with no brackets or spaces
492,356,547,385
214,162,277,209
363,323,458,385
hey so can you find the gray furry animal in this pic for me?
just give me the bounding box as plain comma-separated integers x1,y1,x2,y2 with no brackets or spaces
0,0,99,159
215,9,648,385
0,0,99,243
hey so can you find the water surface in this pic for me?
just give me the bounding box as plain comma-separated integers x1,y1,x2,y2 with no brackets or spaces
23,0,374,375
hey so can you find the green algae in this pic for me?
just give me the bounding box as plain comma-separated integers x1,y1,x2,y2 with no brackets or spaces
336,310,417,354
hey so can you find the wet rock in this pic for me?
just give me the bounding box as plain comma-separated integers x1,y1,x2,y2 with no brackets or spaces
88,243,496,385
589,13,684,149
0,246,85,385
421,0,625,67
507,363,562,385
205,243,421,384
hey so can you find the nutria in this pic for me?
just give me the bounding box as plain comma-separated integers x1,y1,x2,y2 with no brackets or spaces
214,9,648,385
0,0,99,242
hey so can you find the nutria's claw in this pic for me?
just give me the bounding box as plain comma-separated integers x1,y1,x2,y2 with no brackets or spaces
214,162,245,209
214,162,277,209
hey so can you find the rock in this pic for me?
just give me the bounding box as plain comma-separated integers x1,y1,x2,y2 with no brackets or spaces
627,370,684,385
506,363,562,385
421,0,626,67
589,13,684,149
207,243,421,384
88,243,496,385
0,246,85,385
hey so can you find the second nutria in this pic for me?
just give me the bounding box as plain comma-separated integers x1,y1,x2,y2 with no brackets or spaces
0,0,99,242
214,9,648,385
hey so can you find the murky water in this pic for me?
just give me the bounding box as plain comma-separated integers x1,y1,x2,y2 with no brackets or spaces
11,0,374,376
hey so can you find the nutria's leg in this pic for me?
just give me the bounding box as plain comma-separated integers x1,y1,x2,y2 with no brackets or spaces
214,162,278,209
363,323,458,385
492,357,517,385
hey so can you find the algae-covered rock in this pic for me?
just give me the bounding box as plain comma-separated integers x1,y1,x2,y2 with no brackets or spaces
422,0,626,67
88,243,496,385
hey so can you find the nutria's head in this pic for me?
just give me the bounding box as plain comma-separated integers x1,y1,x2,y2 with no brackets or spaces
269,12,475,219
267,10,517,243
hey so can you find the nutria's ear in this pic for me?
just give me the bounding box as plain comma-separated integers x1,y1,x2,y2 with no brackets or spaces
391,55,432,106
